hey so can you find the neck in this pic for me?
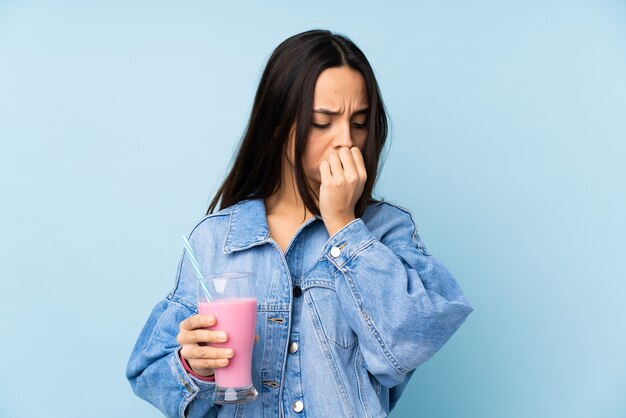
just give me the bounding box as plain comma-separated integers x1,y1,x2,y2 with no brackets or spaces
265,160,315,221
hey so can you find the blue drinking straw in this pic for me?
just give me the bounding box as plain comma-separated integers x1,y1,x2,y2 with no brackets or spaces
182,235,213,302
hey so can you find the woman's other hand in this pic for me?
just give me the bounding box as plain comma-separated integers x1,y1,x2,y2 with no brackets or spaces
318,146,367,236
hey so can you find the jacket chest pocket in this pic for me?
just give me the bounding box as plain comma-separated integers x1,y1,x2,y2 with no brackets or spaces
304,284,356,350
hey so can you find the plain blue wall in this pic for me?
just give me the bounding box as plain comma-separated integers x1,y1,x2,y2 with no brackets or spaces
1,1,625,417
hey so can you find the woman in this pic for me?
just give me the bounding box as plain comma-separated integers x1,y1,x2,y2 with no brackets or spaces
127,29,473,418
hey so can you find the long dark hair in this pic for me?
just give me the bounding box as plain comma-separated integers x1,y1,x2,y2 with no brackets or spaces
206,29,388,217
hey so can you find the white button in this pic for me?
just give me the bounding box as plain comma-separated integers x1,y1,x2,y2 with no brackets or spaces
292,400,304,412
289,342,299,353
330,246,341,258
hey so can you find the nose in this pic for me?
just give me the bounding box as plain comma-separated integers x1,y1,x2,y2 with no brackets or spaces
334,123,353,149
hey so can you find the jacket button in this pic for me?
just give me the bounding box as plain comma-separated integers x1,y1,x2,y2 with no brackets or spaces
330,246,341,258
293,286,302,298
288,342,299,353
292,400,304,412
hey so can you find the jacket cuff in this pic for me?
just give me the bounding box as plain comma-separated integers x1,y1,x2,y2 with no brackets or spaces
168,349,217,417
179,350,216,382
170,347,216,397
323,218,376,269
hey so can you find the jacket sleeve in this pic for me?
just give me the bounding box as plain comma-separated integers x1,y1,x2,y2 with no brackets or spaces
389,369,416,411
126,254,219,418
322,210,473,388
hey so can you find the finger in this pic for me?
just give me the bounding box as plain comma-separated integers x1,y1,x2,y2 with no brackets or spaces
338,147,358,183
180,314,215,331
328,152,344,180
188,357,230,370
184,344,234,360
350,147,367,181
178,328,229,345
319,160,331,185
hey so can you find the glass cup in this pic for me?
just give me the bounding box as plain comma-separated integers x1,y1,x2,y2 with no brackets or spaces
197,272,259,404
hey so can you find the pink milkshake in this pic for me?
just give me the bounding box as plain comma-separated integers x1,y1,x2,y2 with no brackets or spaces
198,297,257,388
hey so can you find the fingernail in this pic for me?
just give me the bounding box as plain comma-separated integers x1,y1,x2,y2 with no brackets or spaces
218,332,227,341
206,316,215,323
224,349,233,357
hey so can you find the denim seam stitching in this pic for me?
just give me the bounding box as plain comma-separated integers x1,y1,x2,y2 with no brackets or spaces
167,294,197,314
305,289,355,349
341,271,408,374
171,350,201,418
306,291,358,418
302,280,335,291
379,201,433,256
300,256,326,279
328,236,375,273
329,235,377,270
272,240,294,414
354,348,373,418
334,241,409,376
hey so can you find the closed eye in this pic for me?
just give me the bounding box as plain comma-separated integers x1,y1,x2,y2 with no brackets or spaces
312,122,367,129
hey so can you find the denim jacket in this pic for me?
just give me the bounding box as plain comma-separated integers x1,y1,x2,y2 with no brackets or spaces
126,198,473,418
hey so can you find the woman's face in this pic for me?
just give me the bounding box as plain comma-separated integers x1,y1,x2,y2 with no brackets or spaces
287,66,369,190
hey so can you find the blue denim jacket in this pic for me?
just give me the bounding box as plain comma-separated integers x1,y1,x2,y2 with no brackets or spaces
126,198,473,418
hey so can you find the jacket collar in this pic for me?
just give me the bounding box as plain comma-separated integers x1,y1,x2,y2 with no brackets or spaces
222,197,323,253
223,198,271,253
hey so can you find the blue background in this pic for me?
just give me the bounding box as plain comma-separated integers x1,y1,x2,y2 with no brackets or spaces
1,1,625,417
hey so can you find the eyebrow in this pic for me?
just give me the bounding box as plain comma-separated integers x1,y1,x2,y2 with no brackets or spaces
313,107,369,116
